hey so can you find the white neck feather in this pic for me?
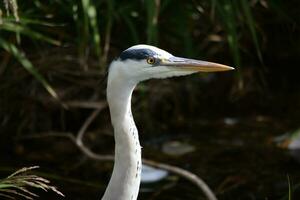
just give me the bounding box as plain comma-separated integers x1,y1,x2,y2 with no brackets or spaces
101,65,142,200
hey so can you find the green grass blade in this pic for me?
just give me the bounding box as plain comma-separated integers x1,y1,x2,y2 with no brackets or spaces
287,175,292,200
0,22,60,46
81,0,101,56
5,17,65,27
145,0,159,45
81,0,90,39
280,180,300,200
0,38,59,99
87,2,101,56
0,184,15,189
240,0,263,63
216,1,241,68
0,166,64,199
214,0,243,87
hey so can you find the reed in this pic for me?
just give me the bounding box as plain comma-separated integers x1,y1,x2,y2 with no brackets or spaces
0,166,63,200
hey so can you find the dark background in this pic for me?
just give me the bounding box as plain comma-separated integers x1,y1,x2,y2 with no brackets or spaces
1,0,300,199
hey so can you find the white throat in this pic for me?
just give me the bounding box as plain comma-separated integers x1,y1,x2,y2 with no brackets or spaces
101,64,142,200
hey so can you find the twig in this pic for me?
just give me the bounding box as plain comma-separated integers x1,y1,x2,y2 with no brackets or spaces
76,108,104,144
75,136,113,161
22,131,217,200
21,104,217,200
143,159,217,200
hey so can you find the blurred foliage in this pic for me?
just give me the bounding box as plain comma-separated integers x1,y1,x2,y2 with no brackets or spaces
1,0,299,93
0,0,60,99
0,0,298,79
0,0,19,21
1,0,300,199
0,0,299,157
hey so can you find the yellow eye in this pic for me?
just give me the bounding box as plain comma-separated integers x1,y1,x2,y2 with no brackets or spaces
146,57,156,65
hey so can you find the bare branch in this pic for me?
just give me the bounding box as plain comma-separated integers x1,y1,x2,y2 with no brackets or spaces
143,159,217,200
21,102,217,200
23,132,217,200
76,108,104,145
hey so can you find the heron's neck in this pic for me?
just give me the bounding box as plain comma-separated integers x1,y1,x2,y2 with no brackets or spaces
102,73,141,200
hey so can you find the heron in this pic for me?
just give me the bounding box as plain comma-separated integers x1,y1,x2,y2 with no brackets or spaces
102,44,234,200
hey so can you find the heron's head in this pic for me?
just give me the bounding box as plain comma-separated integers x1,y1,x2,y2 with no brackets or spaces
108,44,234,83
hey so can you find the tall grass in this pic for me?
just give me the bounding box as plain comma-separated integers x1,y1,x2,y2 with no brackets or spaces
1,0,19,21
145,0,160,45
0,1,60,99
0,166,63,200
0,38,59,99
78,0,101,68
1,0,283,94
2,0,266,65
287,175,292,200
210,0,265,88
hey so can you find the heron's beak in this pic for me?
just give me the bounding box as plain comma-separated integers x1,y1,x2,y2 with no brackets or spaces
161,56,234,72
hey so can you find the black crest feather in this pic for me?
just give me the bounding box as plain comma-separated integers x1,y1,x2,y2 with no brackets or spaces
119,48,156,61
